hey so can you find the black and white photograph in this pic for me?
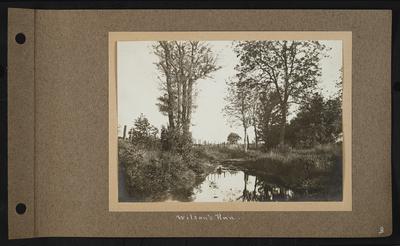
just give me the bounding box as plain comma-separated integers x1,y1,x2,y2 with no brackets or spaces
116,36,345,203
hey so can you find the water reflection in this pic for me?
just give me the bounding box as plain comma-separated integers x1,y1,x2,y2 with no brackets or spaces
192,165,294,202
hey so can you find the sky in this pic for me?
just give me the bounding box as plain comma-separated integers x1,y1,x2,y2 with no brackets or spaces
117,40,342,143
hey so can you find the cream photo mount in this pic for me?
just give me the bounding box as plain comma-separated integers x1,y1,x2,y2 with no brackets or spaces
108,31,352,212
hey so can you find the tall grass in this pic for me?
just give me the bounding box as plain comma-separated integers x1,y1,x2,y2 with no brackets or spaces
226,143,343,201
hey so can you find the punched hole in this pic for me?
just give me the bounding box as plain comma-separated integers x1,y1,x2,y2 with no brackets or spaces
15,33,26,44
15,203,26,215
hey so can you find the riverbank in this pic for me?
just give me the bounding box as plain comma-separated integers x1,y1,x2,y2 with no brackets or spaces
119,139,342,202
118,139,220,202
194,143,342,201
232,144,341,200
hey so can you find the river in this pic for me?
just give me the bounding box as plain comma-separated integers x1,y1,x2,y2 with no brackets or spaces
119,163,297,202
191,164,295,202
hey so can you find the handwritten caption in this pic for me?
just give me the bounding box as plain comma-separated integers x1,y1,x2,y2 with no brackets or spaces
176,213,240,221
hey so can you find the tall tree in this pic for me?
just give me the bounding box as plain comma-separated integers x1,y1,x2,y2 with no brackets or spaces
256,90,281,149
234,40,327,145
153,41,220,146
223,78,252,152
246,82,261,149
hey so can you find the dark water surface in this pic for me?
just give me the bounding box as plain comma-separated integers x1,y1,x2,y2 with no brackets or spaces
190,165,295,202
119,162,298,202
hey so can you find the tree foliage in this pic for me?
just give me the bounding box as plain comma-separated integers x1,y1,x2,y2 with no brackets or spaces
227,132,241,144
233,40,328,145
256,90,281,149
223,78,253,151
286,93,342,148
128,114,159,148
154,41,220,132
153,41,220,152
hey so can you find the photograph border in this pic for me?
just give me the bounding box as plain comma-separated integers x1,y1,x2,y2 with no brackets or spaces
108,31,352,212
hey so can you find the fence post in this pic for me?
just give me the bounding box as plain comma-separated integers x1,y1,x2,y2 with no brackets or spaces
123,125,127,140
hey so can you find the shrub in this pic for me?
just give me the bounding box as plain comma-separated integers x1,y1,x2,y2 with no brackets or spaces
119,139,201,201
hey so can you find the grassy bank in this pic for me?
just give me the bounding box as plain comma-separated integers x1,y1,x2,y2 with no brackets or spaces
224,144,343,201
192,144,251,161
118,139,219,202
119,139,342,202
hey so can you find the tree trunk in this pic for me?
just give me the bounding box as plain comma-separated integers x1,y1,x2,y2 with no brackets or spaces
186,79,193,128
177,44,185,130
177,82,182,129
243,127,248,152
162,43,175,130
182,78,193,137
279,103,287,146
253,121,258,149
181,79,187,133
123,125,127,140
